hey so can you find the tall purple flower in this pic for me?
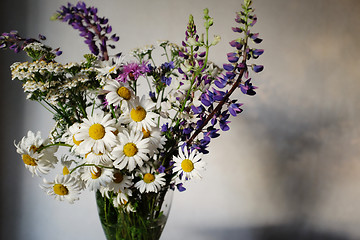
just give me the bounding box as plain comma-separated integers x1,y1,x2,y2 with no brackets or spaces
56,1,120,60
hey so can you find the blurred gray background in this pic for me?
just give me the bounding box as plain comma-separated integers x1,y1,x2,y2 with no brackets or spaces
1,0,360,239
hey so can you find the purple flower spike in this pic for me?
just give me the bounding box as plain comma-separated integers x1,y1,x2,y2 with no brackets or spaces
56,2,120,60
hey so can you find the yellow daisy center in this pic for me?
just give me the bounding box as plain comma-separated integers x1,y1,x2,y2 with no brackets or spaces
142,127,151,139
22,154,37,166
89,123,105,140
53,184,69,195
181,159,194,172
113,172,124,183
72,135,82,145
143,173,155,184
91,167,102,179
117,86,131,100
63,166,70,175
123,143,138,157
109,66,116,73
130,106,146,122
29,145,40,153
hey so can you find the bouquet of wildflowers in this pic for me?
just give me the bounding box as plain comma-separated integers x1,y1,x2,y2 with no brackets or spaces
1,0,263,239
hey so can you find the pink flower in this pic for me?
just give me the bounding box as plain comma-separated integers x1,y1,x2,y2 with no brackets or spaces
116,62,149,82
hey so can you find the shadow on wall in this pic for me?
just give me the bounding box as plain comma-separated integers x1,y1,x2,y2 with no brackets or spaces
196,224,351,240
0,1,28,240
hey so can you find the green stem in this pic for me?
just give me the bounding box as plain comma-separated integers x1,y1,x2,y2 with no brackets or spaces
37,142,72,152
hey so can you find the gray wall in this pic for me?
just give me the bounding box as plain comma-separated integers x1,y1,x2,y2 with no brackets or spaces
1,0,360,239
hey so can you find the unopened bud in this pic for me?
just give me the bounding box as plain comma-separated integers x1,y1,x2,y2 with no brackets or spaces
211,35,221,46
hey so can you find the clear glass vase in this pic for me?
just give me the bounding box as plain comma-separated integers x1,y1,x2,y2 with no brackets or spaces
96,188,173,240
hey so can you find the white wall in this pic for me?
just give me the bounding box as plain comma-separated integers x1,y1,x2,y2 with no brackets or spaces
1,0,360,239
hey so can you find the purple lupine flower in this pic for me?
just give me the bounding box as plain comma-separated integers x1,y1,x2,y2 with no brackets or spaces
161,123,169,132
56,2,120,60
161,76,172,86
227,52,239,63
232,27,243,33
176,183,186,192
223,63,234,71
191,105,203,114
212,88,226,101
157,165,166,173
206,126,220,138
249,15,258,26
219,119,230,131
238,62,246,70
252,64,264,73
198,51,206,58
226,71,236,80
214,75,228,89
252,49,264,57
239,79,257,96
149,91,156,99
200,91,213,107
210,117,217,126
250,33,263,44
228,103,243,116
161,61,175,71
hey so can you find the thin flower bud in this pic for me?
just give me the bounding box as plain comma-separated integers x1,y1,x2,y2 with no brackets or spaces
187,37,197,46
211,35,221,46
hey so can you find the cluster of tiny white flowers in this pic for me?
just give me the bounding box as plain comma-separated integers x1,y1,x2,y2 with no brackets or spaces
23,42,47,52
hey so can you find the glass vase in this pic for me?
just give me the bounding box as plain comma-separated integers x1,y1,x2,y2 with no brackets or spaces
96,187,173,240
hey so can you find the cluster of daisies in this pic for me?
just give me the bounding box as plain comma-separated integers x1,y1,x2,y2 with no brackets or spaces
13,46,206,209
6,0,262,213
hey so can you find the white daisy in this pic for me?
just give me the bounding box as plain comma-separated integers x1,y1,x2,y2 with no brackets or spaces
119,96,158,131
103,79,135,109
75,112,118,154
15,131,58,176
112,188,132,208
41,174,82,204
83,150,113,166
97,56,123,76
62,122,82,154
141,127,166,154
134,165,166,193
112,130,150,171
81,166,113,191
173,147,205,181
107,170,133,192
